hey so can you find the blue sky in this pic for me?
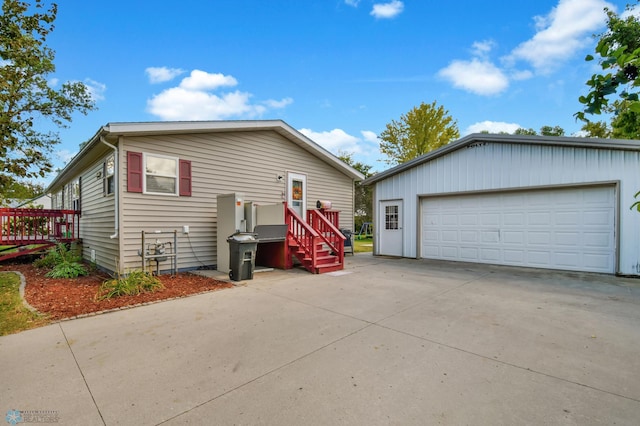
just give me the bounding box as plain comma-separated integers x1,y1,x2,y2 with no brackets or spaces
43,0,633,177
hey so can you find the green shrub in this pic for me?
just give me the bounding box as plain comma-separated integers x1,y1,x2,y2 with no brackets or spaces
33,247,63,269
97,270,164,300
45,262,88,278
36,243,88,278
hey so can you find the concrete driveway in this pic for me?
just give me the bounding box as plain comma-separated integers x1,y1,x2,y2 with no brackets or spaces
2,254,640,425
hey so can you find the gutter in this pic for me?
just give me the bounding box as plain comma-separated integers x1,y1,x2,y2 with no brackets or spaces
100,137,119,239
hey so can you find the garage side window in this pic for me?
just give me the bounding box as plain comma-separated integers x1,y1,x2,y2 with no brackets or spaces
385,205,399,230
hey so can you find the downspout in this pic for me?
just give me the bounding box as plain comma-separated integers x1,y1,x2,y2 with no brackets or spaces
100,137,119,239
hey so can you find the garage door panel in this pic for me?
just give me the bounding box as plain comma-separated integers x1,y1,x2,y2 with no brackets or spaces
555,252,580,266
584,210,611,226
528,231,551,245
504,213,525,226
460,247,479,260
441,246,458,258
481,213,499,225
529,212,551,225
556,232,580,246
480,248,500,261
460,214,478,225
504,250,524,262
584,232,611,248
421,186,615,273
460,231,478,243
556,211,580,225
502,231,524,244
528,251,552,265
584,253,612,270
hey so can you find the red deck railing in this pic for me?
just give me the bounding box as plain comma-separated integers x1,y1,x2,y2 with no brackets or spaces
0,208,80,245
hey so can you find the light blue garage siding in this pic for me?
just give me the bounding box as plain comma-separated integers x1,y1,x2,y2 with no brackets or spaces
370,136,640,275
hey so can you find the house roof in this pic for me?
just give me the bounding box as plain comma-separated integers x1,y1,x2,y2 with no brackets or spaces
362,133,640,186
47,120,365,191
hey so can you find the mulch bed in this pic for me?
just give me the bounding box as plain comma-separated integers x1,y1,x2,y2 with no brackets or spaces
1,261,233,321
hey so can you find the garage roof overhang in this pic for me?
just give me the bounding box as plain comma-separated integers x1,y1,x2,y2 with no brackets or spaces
47,120,365,191
362,133,640,186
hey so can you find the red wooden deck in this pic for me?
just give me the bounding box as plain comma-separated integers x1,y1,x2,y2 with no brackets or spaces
0,208,81,261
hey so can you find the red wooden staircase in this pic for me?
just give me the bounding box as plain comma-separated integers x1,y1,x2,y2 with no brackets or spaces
285,205,345,274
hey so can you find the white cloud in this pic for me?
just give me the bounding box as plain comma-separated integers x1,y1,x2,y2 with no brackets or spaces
438,0,612,96
146,67,185,84
84,78,106,102
622,5,640,19
510,69,534,81
509,0,613,72
465,121,522,135
371,1,404,19
345,0,360,6
263,97,294,108
179,70,237,91
472,40,495,57
299,128,363,154
147,70,292,120
439,58,509,96
361,130,379,143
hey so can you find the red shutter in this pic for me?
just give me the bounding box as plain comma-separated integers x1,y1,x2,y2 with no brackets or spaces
127,151,143,193
179,159,192,196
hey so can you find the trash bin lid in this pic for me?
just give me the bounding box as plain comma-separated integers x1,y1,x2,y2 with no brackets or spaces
228,233,257,242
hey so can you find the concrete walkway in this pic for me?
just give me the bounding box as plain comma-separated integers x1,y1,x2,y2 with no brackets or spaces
2,254,640,425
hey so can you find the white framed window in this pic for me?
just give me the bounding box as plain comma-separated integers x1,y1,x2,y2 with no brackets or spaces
144,153,178,195
385,205,399,230
104,154,115,196
52,191,62,209
71,178,81,211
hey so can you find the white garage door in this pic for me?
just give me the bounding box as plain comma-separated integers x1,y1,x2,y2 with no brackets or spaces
421,186,616,273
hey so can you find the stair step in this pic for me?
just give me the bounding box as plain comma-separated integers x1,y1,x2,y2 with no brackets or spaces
315,263,343,273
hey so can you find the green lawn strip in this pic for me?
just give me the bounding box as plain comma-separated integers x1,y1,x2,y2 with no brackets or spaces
0,272,48,335
353,238,373,253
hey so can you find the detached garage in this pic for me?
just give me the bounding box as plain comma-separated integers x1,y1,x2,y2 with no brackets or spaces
363,134,640,276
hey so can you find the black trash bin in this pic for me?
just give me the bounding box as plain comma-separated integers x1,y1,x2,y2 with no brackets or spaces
227,233,258,281
340,228,354,255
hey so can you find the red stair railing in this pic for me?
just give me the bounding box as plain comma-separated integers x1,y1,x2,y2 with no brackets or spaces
285,204,321,272
307,209,345,267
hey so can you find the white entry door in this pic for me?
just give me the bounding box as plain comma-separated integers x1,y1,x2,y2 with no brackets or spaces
287,172,307,219
379,200,403,256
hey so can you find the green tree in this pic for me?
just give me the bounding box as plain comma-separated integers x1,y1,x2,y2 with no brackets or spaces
337,151,373,232
0,0,95,202
379,101,459,165
581,120,612,138
539,125,565,136
576,3,640,139
514,128,537,135
3,179,44,204
513,126,565,136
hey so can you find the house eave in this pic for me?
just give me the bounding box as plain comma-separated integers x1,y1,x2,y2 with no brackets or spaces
46,120,364,193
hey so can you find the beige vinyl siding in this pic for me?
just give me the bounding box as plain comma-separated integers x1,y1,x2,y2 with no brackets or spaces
77,157,118,272
120,130,355,271
47,154,118,272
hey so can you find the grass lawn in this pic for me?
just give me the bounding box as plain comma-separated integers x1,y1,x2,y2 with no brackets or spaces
353,237,373,253
0,272,48,335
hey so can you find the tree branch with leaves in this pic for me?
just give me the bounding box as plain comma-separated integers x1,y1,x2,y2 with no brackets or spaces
0,0,95,202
